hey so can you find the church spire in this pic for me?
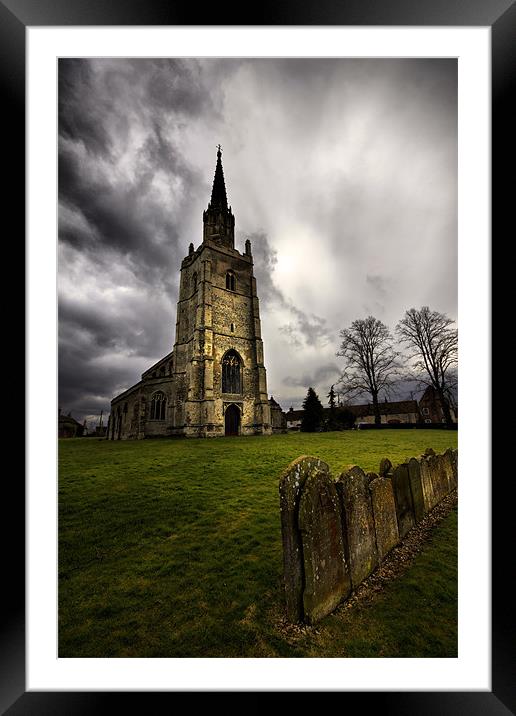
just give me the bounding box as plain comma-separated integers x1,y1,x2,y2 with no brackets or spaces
210,144,228,211
203,144,235,247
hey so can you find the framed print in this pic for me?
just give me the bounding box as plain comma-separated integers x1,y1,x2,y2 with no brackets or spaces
4,0,511,711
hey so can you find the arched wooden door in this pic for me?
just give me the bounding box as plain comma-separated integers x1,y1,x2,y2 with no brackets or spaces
225,404,240,436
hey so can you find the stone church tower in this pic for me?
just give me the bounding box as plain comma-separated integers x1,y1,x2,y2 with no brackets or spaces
108,148,273,439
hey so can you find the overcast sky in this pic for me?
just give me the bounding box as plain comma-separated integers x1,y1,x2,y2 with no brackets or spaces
58,58,457,425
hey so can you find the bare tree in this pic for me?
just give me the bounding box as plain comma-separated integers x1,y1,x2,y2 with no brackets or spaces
396,306,458,426
336,316,400,425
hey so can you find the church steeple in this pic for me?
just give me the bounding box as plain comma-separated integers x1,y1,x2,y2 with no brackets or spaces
203,145,235,247
210,145,228,211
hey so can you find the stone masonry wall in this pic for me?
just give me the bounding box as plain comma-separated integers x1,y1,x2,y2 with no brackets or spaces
279,447,458,624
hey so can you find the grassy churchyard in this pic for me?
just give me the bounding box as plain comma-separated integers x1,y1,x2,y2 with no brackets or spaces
59,429,458,658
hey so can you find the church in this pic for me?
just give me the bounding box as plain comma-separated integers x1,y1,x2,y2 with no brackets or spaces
107,147,282,439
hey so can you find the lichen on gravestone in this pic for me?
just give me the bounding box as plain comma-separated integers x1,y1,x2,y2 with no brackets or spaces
369,474,400,562
336,466,378,589
298,470,351,624
278,455,330,622
408,457,425,522
391,463,416,539
419,455,437,512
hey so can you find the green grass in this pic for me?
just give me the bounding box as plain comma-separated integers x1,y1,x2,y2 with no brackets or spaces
59,430,457,657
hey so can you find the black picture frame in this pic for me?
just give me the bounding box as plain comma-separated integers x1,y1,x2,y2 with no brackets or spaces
5,0,510,712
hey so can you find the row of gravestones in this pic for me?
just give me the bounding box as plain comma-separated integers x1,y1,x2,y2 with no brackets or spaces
278,447,458,624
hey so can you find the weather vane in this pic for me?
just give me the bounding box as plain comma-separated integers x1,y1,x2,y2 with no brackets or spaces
217,143,222,153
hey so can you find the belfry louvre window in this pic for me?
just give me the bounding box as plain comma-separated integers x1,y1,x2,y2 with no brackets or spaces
222,350,242,394
226,271,236,291
150,391,166,420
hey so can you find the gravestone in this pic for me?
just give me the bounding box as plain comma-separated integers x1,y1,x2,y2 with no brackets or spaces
279,455,330,622
379,457,393,477
419,455,437,512
428,453,447,503
298,470,351,624
336,466,378,588
443,448,457,490
369,474,399,561
391,463,415,538
408,457,426,522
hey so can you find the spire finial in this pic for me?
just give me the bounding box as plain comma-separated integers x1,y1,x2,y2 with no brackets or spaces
217,143,222,157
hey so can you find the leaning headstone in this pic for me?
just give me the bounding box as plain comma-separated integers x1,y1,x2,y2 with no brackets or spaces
408,457,426,522
379,457,393,477
298,470,351,624
279,456,330,622
391,463,416,538
336,466,378,588
369,474,399,561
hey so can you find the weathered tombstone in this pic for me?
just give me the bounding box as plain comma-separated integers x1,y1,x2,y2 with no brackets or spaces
336,466,378,588
279,455,330,622
379,457,393,477
298,470,351,623
391,463,416,538
419,455,437,512
408,457,426,522
369,474,399,561
443,448,457,490
428,453,447,503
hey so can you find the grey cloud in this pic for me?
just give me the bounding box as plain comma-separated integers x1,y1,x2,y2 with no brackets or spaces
366,274,388,297
244,231,284,307
250,230,334,348
283,363,341,389
59,59,114,156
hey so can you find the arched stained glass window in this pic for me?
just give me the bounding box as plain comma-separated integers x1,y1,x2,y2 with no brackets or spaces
222,350,242,394
150,391,167,420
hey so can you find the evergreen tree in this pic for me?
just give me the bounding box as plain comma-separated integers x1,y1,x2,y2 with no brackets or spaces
301,387,324,432
326,384,338,431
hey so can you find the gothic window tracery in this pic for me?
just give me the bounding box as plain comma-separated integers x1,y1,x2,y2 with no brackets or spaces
150,391,167,420
225,271,236,291
222,350,242,394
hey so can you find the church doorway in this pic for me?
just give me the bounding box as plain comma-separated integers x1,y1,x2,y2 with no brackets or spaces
225,404,240,436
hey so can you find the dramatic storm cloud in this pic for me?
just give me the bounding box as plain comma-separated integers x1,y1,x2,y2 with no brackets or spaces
58,58,457,425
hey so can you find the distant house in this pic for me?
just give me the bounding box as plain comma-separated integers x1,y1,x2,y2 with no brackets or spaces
349,400,420,425
418,386,457,424
286,400,420,430
286,407,304,430
269,396,287,433
58,410,84,438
